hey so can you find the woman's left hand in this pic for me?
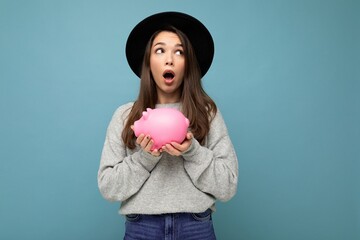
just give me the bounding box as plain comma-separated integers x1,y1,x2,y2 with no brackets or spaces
161,132,193,156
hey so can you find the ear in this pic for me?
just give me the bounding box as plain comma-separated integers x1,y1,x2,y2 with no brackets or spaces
142,111,149,120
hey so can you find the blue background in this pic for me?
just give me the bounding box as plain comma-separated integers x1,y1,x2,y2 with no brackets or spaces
1,0,359,239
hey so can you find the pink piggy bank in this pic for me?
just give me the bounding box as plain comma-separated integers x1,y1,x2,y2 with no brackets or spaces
133,108,190,151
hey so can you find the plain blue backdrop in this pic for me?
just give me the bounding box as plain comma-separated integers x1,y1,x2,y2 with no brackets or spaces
1,0,359,239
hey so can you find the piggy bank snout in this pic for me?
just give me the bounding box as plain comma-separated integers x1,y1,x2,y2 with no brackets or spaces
133,120,141,137
185,118,190,127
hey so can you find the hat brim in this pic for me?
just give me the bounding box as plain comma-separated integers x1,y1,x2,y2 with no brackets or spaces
125,11,214,78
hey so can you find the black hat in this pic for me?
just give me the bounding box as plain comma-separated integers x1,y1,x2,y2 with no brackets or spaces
125,11,214,78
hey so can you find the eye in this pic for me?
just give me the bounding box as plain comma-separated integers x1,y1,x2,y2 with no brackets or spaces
155,48,164,54
175,49,183,56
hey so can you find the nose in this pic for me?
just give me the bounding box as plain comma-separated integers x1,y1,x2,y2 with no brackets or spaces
165,53,173,66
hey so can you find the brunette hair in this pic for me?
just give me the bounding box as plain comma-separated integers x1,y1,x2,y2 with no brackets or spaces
122,26,217,149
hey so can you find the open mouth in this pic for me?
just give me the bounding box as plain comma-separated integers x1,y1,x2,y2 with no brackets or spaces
163,70,175,81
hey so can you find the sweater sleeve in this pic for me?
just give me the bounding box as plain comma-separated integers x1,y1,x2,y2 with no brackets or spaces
182,109,238,202
97,104,162,202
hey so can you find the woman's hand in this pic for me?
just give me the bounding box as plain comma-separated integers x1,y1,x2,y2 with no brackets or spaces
131,126,161,157
161,132,193,156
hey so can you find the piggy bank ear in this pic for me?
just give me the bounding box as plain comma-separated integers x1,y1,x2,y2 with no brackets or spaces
142,111,149,120
146,108,152,112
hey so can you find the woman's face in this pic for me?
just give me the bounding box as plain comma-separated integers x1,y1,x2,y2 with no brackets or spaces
150,31,185,104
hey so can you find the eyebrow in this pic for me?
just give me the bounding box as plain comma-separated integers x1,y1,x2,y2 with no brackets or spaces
153,42,183,48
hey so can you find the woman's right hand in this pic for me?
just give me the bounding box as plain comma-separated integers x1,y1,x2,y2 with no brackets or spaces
131,126,161,157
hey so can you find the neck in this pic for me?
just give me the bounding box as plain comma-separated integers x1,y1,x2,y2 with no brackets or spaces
157,92,181,104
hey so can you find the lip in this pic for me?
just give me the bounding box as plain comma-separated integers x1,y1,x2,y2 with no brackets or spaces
162,69,175,84
163,69,175,77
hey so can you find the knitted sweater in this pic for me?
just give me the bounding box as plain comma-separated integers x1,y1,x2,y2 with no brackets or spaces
98,102,238,215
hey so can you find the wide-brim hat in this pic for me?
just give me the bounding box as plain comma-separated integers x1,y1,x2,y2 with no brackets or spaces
125,11,214,78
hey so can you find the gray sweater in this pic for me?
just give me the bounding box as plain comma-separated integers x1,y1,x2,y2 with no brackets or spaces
98,102,238,215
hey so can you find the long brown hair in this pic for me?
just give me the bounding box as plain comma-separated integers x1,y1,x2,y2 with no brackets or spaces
122,26,217,149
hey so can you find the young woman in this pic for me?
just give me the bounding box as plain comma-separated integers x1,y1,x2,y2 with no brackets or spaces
98,11,238,240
